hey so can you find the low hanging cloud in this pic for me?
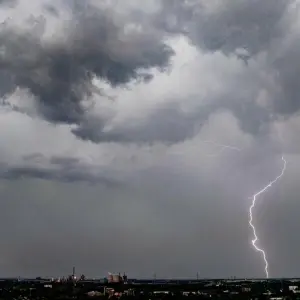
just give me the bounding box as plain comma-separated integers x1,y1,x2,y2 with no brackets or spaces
0,153,121,186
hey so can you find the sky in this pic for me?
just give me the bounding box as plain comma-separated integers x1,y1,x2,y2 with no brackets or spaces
0,0,300,279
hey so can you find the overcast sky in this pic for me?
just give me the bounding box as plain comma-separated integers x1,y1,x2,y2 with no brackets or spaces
1,0,300,279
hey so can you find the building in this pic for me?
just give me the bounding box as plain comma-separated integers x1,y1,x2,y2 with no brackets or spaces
107,272,124,283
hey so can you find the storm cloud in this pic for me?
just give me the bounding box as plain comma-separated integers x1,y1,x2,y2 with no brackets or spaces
160,0,291,55
0,154,120,186
0,0,173,124
1,0,298,145
1,0,300,279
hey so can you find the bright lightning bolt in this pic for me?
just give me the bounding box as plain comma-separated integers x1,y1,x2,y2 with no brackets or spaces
249,155,287,278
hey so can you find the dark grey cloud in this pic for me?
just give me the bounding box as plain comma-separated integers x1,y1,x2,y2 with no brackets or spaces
72,102,205,144
0,0,17,6
0,154,119,186
161,0,292,56
0,0,295,146
42,4,59,17
49,156,80,166
268,37,300,117
70,0,293,144
23,153,44,161
73,103,269,145
149,0,300,141
73,77,270,144
0,2,173,124
1,167,118,186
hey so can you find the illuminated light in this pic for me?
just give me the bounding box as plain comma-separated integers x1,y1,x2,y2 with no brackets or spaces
248,156,287,278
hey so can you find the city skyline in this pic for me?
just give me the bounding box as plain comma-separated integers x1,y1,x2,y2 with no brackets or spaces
0,0,300,278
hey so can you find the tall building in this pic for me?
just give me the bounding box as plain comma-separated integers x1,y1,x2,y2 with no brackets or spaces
108,273,113,283
123,273,128,283
107,272,124,283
